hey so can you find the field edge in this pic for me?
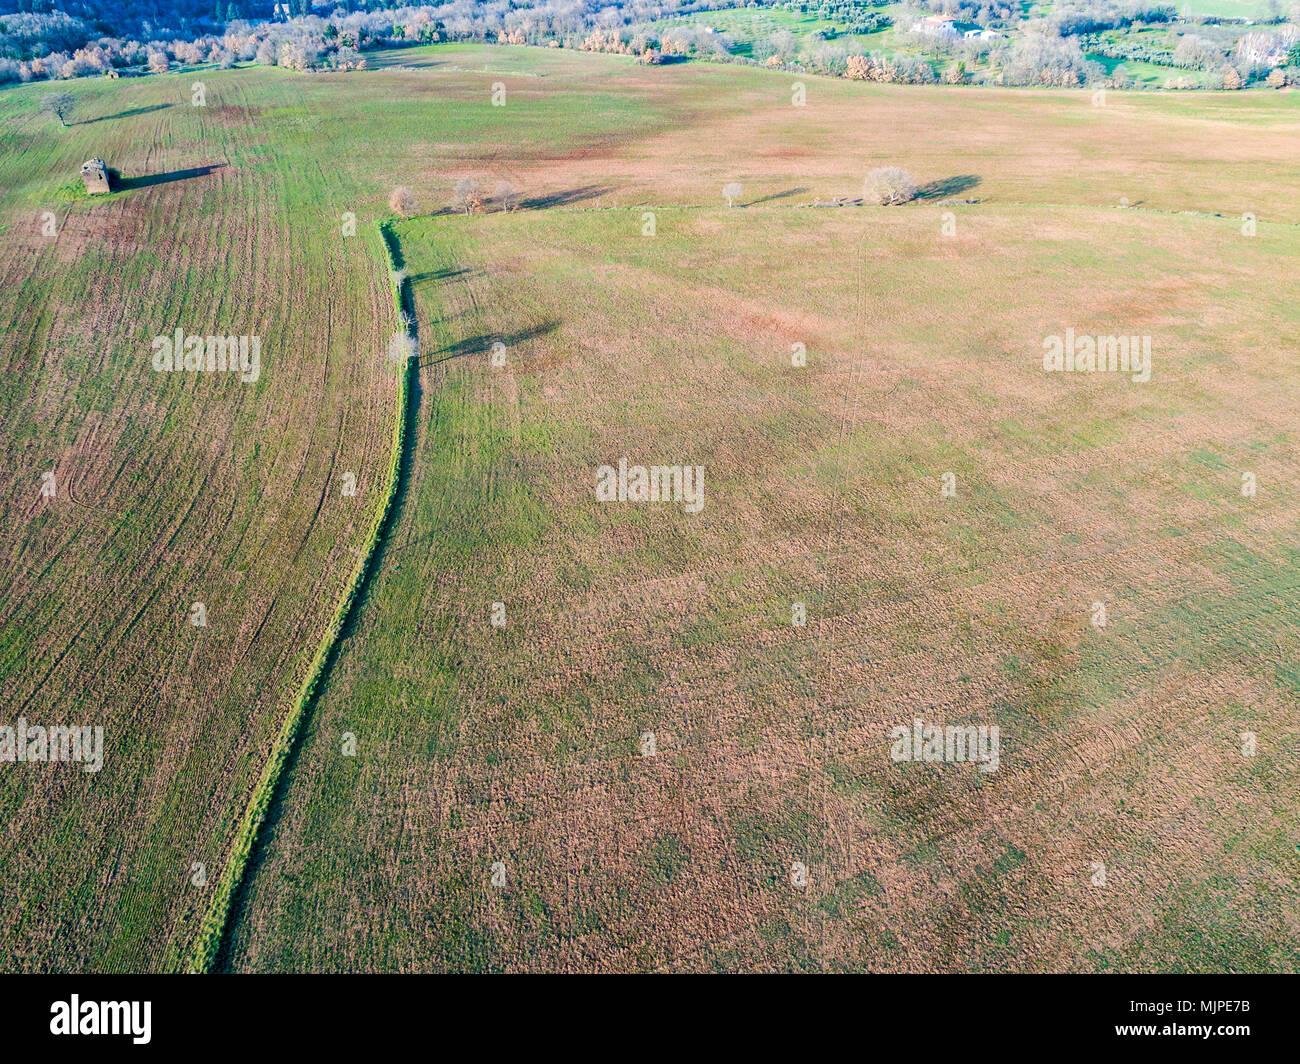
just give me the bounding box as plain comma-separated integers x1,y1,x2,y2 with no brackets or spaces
183,223,413,974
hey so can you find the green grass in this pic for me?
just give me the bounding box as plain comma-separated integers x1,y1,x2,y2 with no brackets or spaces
1178,0,1280,16
649,4,909,59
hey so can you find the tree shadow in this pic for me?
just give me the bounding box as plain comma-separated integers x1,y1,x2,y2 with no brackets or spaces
915,175,981,201
408,266,476,284
116,164,225,190
744,187,810,207
519,185,611,210
418,320,559,369
81,104,172,125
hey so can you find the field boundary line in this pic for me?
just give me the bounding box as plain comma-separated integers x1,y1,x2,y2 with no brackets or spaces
183,220,414,974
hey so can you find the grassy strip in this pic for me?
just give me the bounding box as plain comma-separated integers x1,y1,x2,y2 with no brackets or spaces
183,220,414,973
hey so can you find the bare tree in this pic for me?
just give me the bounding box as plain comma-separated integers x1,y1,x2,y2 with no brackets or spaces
863,167,919,206
1173,35,1223,71
722,181,743,208
452,177,483,215
389,186,416,217
41,92,76,128
493,180,518,212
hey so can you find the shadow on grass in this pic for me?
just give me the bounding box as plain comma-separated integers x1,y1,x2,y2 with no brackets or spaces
519,185,610,210
408,266,476,284
81,104,172,124
915,175,981,201
418,320,559,369
113,164,225,190
744,187,810,207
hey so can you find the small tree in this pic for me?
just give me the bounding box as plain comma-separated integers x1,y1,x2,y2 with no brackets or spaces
1265,66,1287,88
387,329,416,367
147,50,170,74
722,181,743,208
1221,65,1244,90
389,186,416,217
493,180,518,212
863,166,918,206
452,177,483,215
41,92,76,128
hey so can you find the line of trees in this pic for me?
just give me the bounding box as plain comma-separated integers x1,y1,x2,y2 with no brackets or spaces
2,0,1296,89
1047,0,1176,37
1,0,758,79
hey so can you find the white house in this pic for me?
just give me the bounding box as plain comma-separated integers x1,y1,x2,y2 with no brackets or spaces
913,14,959,38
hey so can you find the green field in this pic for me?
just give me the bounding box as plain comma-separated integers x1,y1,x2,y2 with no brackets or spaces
3,43,1299,972
649,4,903,58
1177,0,1283,16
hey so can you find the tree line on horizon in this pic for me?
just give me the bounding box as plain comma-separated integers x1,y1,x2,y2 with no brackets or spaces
3,0,1298,89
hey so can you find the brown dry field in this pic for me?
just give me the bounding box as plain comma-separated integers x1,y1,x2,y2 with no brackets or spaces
220,48,1300,972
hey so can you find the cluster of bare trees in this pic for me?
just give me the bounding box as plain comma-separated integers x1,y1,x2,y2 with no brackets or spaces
914,0,1014,22
993,31,1104,86
452,178,519,213
576,23,737,59
387,179,519,219
0,13,380,84
1,33,143,82
750,28,800,65
0,1,748,83
1047,0,1175,36
1171,34,1225,70
846,50,938,82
